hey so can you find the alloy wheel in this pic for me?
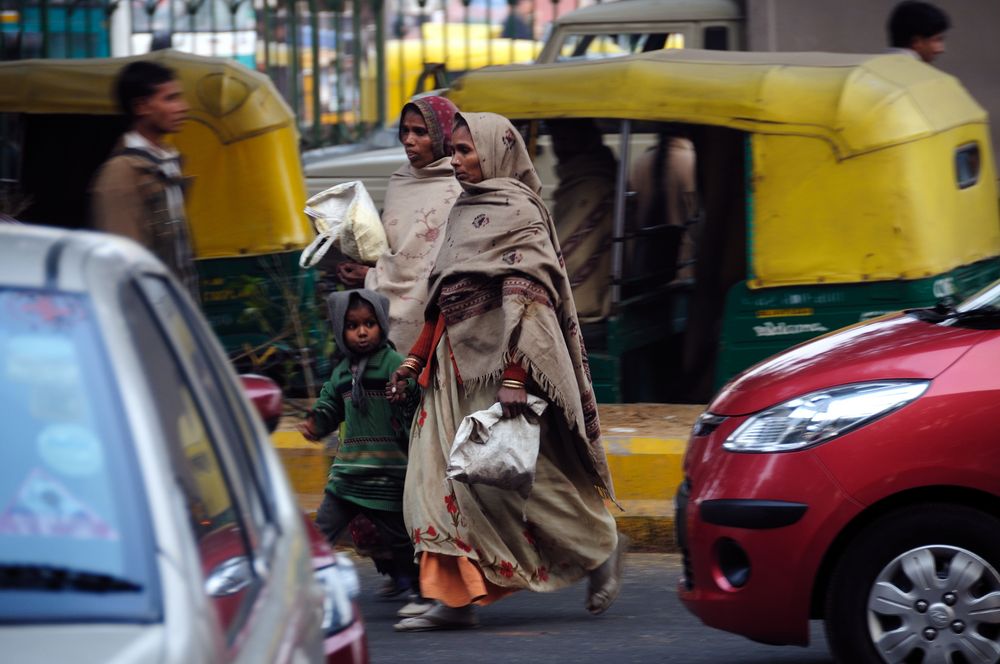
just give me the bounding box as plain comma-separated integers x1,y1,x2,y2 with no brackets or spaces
867,545,1000,664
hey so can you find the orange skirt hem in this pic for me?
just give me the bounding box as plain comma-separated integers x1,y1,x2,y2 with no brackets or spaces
419,552,518,608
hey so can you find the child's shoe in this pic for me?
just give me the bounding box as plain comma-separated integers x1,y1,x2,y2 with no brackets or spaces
376,577,410,600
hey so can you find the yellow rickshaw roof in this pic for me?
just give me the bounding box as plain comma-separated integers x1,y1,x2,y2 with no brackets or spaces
0,50,295,144
447,49,987,158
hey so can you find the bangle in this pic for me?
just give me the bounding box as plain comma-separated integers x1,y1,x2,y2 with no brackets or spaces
401,357,422,373
501,379,525,390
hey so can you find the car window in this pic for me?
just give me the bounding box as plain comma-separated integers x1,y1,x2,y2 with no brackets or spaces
703,26,730,50
123,281,261,643
0,287,159,623
136,276,275,545
555,31,685,62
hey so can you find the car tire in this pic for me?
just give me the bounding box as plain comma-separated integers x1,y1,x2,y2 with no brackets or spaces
825,503,1000,664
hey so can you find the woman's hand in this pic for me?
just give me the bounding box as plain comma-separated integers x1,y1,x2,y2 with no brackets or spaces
498,385,528,419
386,364,417,403
336,261,370,287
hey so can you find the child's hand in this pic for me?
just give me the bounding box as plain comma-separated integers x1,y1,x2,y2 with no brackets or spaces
385,376,409,404
299,416,320,442
387,360,418,404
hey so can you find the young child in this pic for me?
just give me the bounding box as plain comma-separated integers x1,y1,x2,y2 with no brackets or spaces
301,289,420,599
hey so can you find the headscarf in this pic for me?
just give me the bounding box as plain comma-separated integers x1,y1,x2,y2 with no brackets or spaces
454,111,543,194
427,112,617,503
366,96,463,352
326,288,391,412
399,96,459,162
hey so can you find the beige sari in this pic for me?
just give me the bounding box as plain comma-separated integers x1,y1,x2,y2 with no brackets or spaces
365,159,462,352
404,113,618,603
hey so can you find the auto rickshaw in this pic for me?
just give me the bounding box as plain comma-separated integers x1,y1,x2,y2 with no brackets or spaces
447,49,1000,402
0,50,324,390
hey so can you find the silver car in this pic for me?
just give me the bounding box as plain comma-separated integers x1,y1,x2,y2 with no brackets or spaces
0,225,364,663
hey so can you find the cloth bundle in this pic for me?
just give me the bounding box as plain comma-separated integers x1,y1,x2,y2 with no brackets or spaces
301,180,387,268
446,395,548,500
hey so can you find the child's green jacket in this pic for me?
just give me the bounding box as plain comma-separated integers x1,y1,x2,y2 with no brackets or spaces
311,346,417,511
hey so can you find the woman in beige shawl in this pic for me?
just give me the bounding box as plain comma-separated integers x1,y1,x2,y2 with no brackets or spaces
334,96,462,601
336,96,463,353
388,112,627,631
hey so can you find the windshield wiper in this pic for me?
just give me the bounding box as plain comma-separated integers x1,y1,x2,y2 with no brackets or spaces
0,564,142,592
907,303,1000,324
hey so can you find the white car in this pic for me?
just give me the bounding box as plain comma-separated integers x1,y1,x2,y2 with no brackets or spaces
0,225,367,664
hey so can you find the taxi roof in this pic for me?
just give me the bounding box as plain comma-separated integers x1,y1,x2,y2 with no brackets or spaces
447,49,987,158
0,50,294,144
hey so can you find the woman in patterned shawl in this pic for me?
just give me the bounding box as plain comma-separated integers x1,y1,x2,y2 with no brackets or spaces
337,95,463,353
335,96,462,601
388,112,628,631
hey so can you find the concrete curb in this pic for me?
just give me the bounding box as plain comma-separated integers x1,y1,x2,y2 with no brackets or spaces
604,435,685,552
272,412,689,552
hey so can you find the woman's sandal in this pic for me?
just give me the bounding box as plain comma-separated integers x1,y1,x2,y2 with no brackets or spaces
393,603,479,632
396,597,435,618
586,533,631,615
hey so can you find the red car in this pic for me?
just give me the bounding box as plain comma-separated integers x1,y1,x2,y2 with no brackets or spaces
677,292,1000,664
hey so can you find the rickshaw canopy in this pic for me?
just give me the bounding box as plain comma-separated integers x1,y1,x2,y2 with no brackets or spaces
447,49,999,287
447,49,987,158
0,50,311,257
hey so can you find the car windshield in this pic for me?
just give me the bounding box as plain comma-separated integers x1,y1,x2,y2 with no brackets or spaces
0,287,159,623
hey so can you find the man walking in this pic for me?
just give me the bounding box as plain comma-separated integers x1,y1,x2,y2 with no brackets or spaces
886,1,950,65
91,60,199,298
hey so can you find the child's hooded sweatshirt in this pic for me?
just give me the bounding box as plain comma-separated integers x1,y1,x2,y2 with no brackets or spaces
311,289,417,511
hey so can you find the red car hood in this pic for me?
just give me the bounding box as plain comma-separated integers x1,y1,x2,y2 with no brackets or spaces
711,314,988,416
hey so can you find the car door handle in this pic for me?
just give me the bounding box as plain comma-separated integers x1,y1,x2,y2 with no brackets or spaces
204,556,254,597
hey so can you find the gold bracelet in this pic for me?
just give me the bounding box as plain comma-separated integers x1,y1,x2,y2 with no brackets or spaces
501,379,525,390
401,358,422,373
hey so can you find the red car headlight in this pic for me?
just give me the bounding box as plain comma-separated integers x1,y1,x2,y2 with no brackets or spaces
724,381,929,452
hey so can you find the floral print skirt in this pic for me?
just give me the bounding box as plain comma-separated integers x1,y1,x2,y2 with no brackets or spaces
403,334,618,598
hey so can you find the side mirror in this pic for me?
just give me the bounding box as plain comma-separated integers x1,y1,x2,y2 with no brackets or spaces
239,374,282,433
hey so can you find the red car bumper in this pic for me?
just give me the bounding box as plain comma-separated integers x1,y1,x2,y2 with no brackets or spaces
676,425,859,646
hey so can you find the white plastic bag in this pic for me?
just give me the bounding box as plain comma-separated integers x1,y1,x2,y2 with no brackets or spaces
446,395,548,500
300,180,387,268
